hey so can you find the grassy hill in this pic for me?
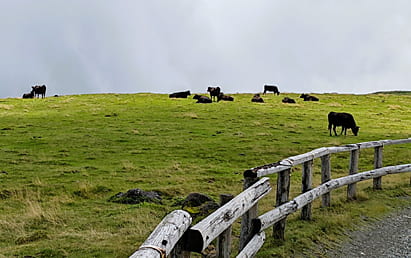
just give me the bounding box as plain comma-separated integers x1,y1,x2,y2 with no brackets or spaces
0,92,410,257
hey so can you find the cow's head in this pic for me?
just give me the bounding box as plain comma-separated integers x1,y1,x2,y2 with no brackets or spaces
352,126,360,136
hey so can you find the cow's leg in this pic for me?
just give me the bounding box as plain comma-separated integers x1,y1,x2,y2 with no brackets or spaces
333,125,338,136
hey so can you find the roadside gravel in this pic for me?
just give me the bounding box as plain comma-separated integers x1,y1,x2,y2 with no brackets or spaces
327,206,411,258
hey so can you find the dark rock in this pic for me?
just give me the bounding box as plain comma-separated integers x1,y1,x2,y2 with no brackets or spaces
181,193,219,220
182,193,214,208
108,188,162,204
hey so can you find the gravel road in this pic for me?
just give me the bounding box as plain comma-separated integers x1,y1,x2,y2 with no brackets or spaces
326,206,411,258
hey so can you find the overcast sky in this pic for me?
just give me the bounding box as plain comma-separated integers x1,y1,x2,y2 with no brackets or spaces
1,1,410,98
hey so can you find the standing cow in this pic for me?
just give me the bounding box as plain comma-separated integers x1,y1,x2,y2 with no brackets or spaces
32,85,47,98
207,86,221,102
263,85,280,95
328,112,360,136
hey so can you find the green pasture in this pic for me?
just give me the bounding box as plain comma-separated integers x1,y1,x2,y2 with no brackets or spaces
0,92,410,257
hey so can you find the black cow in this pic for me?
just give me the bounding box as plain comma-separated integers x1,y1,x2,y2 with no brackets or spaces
217,92,234,102
169,90,191,98
282,97,296,103
328,112,360,136
300,94,319,101
263,85,280,95
207,87,221,102
22,90,34,99
251,94,264,103
193,94,212,103
32,85,46,98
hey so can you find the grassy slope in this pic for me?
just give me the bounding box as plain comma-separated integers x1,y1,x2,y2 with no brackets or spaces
0,93,410,257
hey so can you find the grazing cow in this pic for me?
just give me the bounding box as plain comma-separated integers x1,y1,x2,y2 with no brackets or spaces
263,85,280,95
22,90,35,99
193,94,212,103
169,90,191,98
217,92,234,102
32,85,46,98
328,112,360,136
251,94,264,103
207,87,221,102
300,94,319,101
282,97,296,103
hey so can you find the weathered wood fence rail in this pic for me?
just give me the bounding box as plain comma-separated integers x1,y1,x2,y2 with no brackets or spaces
130,138,411,257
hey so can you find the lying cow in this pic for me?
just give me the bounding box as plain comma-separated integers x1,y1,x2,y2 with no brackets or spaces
22,90,35,99
263,85,280,95
251,94,264,103
193,94,212,103
169,90,191,98
300,94,319,101
328,112,360,136
282,97,296,103
217,92,234,102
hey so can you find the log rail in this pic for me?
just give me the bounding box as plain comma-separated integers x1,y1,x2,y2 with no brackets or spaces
130,138,411,257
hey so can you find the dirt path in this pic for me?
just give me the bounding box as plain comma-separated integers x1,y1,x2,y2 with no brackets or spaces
326,206,411,257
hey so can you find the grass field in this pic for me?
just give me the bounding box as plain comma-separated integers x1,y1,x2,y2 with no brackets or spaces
0,92,410,257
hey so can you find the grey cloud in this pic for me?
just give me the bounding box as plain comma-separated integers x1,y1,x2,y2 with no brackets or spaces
0,1,410,98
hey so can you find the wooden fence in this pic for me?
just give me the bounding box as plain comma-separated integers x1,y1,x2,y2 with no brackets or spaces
130,138,411,257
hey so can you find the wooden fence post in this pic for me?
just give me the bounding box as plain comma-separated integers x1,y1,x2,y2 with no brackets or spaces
130,210,192,258
347,148,359,200
301,160,313,220
239,176,259,251
373,146,383,189
321,154,331,207
273,168,291,240
237,231,266,258
187,177,270,253
253,164,411,237
217,194,234,258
